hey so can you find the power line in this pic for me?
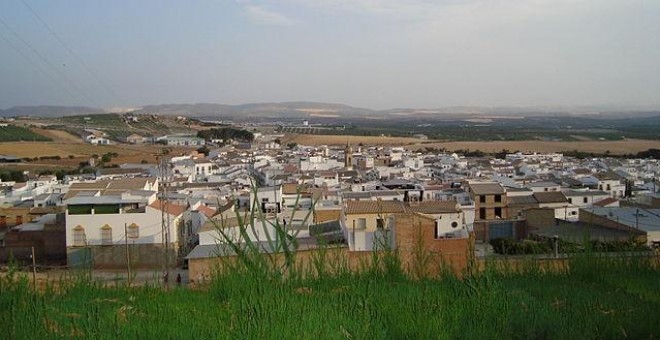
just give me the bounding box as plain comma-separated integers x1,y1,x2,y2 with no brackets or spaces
0,29,80,102
0,15,98,106
19,0,127,106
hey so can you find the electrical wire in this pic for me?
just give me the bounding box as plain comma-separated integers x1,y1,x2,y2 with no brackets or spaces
19,0,127,107
0,29,80,102
0,15,98,106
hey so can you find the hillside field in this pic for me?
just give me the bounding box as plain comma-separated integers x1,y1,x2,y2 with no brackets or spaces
0,125,51,142
0,142,197,170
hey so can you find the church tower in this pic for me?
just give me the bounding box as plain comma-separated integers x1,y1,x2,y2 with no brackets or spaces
345,142,353,169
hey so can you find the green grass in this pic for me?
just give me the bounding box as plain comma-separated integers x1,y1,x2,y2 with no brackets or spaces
3,189,660,339
0,126,52,142
1,254,659,339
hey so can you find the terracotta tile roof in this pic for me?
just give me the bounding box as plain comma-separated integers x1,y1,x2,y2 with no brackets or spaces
594,197,618,207
508,196,538,206
217,201,235,214
149,199,186,216
595,171,622,181
469,183,505,195
199,217,242,232
533,192,567,204
573,168,592,175
282,183,313,195
69,182,109,190
106,178,155,190
197,205,217,218
314,209,341,223
345,200,406,214
282,183,301,194
97,168,148,176
406,201,459,214
283,164,299,173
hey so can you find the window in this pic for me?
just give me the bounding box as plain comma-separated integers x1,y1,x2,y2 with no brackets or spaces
583,197,588,204
451,221,459,229
127,223,139,239
376,218,385,229
479,195,486,203
95,204,119,214
568,198,572,204
68,205,93,215
544,188,548,192
355,218,366,229
73,225,86,247
495,207,502,218
434,220,441,239
495,195,502,203
101,224,113,245
607,184,611,191
479,208,486,220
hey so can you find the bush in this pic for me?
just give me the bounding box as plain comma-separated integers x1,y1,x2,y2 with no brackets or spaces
491,238,649,255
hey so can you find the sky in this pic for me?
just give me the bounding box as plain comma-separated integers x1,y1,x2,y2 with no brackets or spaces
0,0,659,110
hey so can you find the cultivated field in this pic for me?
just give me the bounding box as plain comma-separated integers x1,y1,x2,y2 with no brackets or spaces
282,134,424,146
410,139,660,154
0,126,51,142
0,142,155,158
282,134,659,154
30,128,83,143
0,142,196,169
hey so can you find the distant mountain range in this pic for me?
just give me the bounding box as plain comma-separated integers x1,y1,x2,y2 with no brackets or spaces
1,102,658,119
0,105,105,118
136,102,374,118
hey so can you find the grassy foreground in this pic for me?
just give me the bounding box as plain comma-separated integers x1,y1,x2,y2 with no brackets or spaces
1,256,660,339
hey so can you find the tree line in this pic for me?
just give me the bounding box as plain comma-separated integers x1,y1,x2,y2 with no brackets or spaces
196,127,254,144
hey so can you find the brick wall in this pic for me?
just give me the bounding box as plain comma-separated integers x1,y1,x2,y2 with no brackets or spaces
524,208,558,229
0,207,33,231
393,213,471,277
0,223,66,264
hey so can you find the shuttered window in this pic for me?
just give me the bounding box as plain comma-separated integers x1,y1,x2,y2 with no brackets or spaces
101,224,112,245
73,225,86,247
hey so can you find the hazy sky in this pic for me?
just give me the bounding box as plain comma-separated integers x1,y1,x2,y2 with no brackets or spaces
1,0,659,110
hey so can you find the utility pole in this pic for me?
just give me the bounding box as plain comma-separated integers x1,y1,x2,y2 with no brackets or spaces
125,223,131,285
30,246,37,290
158,152,171,288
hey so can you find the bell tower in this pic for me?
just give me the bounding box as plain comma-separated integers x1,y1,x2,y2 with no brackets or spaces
345,142,353,169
